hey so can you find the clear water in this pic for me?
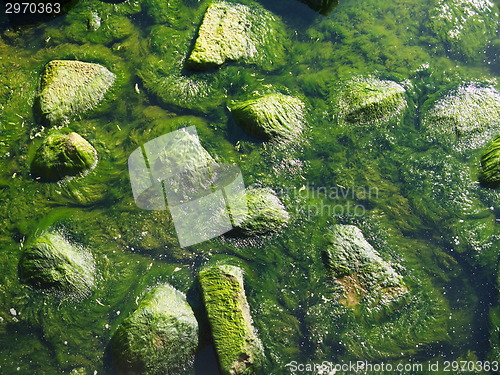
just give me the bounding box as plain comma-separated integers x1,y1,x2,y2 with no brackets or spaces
0,0,498,374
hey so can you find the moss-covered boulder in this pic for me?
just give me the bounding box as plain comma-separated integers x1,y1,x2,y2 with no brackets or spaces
39,60,115,125
422,84,500,151
19,232,95,299
199,265,263,375
479,135,500,188
299,0,338,15
111,284,198,375
230,93,306,141
428,0,499,60
187,1,287,70
31,132,97,182
333,76,407,125
232,187,289,236
323,225,407,308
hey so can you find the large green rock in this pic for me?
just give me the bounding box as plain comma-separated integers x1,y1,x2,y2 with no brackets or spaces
111,284,199,375
31,132,97,182
479,135,500,188
232,187,289,236
39,60,115,125
333,76,407,125
428,0,499,60
422,84,500,151
187,1,287,70
19,232,95,299
299,0,338,14
230,93,306,141
323,225,407,308
199,265,263,375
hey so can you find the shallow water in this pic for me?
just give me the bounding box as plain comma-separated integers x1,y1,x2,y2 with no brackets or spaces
0,0,499,374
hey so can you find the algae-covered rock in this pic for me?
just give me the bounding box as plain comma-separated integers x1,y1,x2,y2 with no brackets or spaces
422,84,500,151
334,76,407,125
31,132,97,182
187,1,287,70
299,0,338,15
39,60,115,125
19,232,95,299
231,93,306,141
479,135,500,188
111,284,198,375
323,225,407,307
199,265,263,375
428,0,499,60
232,187,289,236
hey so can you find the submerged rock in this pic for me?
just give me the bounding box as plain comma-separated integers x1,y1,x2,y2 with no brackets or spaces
230,93,306,141
323,225,407,307
422,84,500,151
31,132,97,182
187,1,286,70
39,60,115,125
199,265,263,375
232,187,289,236
428,0,498,60
111,284,198,375
19,232,95,299
299,0,338,15
334,76,407,125
479,135,500,188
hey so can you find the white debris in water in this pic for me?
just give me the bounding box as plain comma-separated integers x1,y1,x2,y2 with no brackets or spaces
9,308,17,316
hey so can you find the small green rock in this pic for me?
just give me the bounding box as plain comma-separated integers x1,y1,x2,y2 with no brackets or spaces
31,132,97,182
19,232,95,299
199,265,263,375
323,225,407,307
428,0,499,60
39,60,115,125
231,94,305,141
187,1,287,70
232,187,289,236
334,76,407,125
479,135,500,188
111,284,199,375
422,84,500,151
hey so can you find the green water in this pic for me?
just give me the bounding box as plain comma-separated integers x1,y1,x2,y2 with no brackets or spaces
0,0,499,374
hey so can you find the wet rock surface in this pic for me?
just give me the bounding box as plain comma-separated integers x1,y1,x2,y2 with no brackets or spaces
422,83,500,151
31,132,97,182
428,0,499,60
230,93,306,141
187,1,287,70
232,187,289,236
333,76,407,125
199,265,263,375
111,284,198,375
19,232,95,299
479,135,500,188
38,60,115,125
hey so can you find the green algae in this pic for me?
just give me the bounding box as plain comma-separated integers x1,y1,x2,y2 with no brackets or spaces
199,265,263,375
38,59,116,125
187,1,288,71
331,75,407,126
428,0,499,61
19,232,95,299
230,93,306,141
111,284,198,375
31,132,97,182
421,83,500,151
0,0,498,372
479,135,500,188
